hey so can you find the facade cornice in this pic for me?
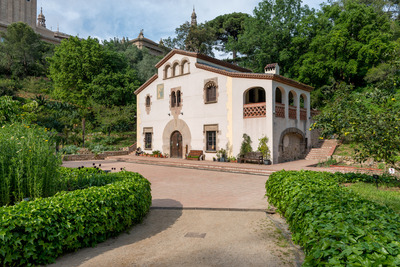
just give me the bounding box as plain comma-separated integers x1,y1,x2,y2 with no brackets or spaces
155,49,252,73
134,74,158,95
195,63,314,92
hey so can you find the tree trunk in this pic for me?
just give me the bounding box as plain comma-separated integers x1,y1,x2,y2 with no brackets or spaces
82,117,86,148
232,50,237,59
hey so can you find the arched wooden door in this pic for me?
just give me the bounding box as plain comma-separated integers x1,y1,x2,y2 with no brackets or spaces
170,131,183,158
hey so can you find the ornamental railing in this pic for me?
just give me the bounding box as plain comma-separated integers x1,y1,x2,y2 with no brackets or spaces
300,108,307,121
275,103,285,118
289,106,297,120
243,102,266,118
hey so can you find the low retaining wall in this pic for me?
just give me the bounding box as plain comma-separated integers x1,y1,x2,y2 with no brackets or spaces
63,143,137,161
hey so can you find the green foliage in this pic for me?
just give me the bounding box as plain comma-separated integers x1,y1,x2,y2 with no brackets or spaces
0,78,20,96
163,22,216,56
313,89,400,168
0,22,53,78
0,171,152,266
239,134,252,157
257,136,270,159
266,170,400,266
0,96,21,124
59,145,80,155
296,0,399,95
348,182,400,213
206,12,250,59
0,123,61,206
234,0,310,73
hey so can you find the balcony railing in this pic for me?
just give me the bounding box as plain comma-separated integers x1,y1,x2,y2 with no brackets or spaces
243,102,266,118
300,108,307,121
289,106,297,120
275,103,285,118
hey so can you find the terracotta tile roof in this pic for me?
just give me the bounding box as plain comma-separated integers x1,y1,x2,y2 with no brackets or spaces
155,49,252,73
134,74,158,95
195,63,314,92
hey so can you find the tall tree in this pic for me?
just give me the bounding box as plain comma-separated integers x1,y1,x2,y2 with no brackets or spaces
234,0,311,73
206,12,250,59
163,22,216,56
295,0,399,106
0,22,53,78
48,36,140,146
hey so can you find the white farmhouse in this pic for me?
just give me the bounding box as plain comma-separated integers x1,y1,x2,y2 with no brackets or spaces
135,49,315,163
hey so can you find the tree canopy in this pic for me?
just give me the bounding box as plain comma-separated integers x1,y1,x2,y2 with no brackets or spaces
0,22,53,78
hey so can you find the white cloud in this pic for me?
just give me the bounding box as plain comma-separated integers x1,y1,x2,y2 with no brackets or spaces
39,0,326,42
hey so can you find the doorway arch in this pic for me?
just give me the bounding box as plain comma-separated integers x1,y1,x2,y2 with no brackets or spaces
170,131,183,158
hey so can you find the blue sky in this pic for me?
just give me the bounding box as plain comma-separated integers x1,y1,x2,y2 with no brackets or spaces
39,0,326,46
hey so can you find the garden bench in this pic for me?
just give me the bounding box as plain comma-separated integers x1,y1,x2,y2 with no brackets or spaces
186,150,204,160
239,152,263,164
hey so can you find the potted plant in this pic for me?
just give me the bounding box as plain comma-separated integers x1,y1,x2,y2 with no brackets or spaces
258,136,271,165
216,148,227,162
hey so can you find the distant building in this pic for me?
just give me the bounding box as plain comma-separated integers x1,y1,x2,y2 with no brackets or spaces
0,0,69,44
128,30,165,56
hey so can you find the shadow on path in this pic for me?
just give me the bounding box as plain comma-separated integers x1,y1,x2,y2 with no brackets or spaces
51,199,183,266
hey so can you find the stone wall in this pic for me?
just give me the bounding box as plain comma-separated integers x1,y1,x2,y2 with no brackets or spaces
63,143,137,161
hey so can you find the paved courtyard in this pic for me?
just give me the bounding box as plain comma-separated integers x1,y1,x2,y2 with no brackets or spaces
57,159,307,266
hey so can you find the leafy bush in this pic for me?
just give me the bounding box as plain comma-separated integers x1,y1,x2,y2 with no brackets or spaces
239,133,252,157
0,171,152,266
0,123,62,206
0,78,20,96
57,167,127,191
59,145,80,155
266,170,400,266
335,172,400,187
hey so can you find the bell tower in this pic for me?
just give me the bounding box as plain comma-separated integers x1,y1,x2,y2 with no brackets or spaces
191,6,197,27
37,7,46,28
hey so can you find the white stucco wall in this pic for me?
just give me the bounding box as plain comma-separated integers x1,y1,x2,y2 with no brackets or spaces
137,52,312,163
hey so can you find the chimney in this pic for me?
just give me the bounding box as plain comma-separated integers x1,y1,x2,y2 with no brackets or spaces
264,63,279,75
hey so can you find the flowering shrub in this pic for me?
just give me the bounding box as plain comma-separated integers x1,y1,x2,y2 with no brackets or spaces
0,123,61,206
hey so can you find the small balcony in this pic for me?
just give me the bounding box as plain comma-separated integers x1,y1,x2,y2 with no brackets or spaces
275,103,285,118
243,102,266,118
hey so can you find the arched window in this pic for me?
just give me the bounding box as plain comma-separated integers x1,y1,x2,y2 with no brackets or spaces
243,87,266,118
206,83,216,102
173,62,180,76
181,60,189,74
145,96,151,107
275,88,282,103
177,90,181,107
171,91,176,107
300,94,306,108
164,65,171,79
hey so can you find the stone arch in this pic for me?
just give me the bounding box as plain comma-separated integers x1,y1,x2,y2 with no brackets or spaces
278,128,306,162
181,58,190,74
243,87,266,104
275,86,285,104
172,60,180,76
300,93,307,108
162,119,192,157
288,90,297,106
164,64,172,79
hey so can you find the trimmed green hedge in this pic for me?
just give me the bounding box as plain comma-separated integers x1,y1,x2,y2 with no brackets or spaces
266,170,400,266
0,171,152,266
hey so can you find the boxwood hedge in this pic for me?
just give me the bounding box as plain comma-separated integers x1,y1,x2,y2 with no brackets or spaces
266,170,400,266
0,171,152,266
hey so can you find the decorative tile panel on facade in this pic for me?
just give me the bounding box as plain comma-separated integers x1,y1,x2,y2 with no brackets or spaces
135,50,314,164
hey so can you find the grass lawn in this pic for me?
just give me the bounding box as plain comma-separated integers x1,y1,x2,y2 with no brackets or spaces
347,182,400,213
